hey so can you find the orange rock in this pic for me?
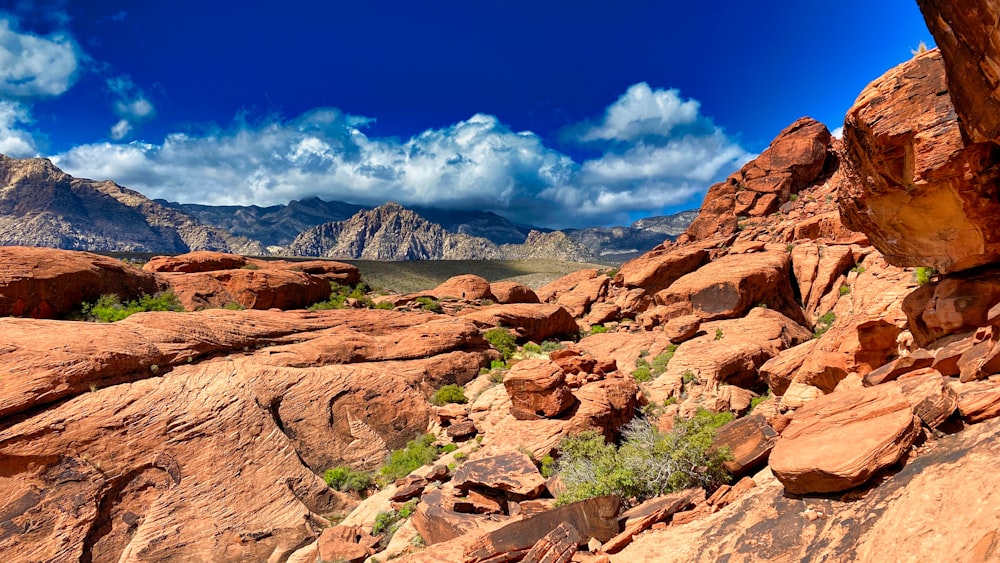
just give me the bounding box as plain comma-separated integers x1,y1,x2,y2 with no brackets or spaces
897,368,958,429
163,268,332,310
143,250,248,272
432,274,494,301
840,49,1000,274
902,267,1000,347
452,451,547,499
712,414,779,477
460,303,579,342
0,246,161,318
504,359,576,420
614,245,710,294
769,383,921,494
953,378,1000,423
537,269,599,303
490,281,540,304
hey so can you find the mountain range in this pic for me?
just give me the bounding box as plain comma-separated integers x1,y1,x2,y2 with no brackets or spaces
0,154,695,261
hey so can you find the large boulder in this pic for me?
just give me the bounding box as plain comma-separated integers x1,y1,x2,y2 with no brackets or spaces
163,268,331,310
916,0,1000,144
902,266,1000,347
489,281,540,304
840,49,1000,274
432,274,494,301
460,304,579,342
143,250,248,272
451,452,547,499
503,359,576,420
0,246,161,318
769,383,921,494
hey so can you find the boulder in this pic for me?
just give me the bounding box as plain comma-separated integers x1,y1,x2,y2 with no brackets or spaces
317,528,373,563
490,281,540,304
916,0,1000,143
603,489,703,554
263,259,361,285
521,521,581,563
840,49,1000,274
503,359,576,420
897,368,958,429
712,414,779,476
452,452,547,499
553,275,610,317
460,304,579,342
790,243,855,316
411,488,498,545
953,378,1000,423
166,268,332,311
654,250,807,326
142,250,248,272
614,245,711,293
432,274,494,301
537,269,598,303
902,267,1000,347
0,246,161,318
769,383,921,494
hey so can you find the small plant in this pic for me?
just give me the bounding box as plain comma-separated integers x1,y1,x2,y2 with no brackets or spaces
372,499,418,538
484,327,518,360
149,364,160,375
522,342,542,354
309,282,376,310
749,391,770,412
323,466,373,493
373,301,395,310
850,265,866,274
714,328,724,341
786,243,796,253
81,290,185,322
839,284,851,296
222,301,245,310
682,370,697,384
813,311,836,338
589,324,609,335
240,263,261,270
789,193,799,201
415,296,442,313
453,451,467,461
540,454,556,478
540,340,564,353
431,384,468,406
379,434,439,483
915,266,937,286
441,443,458,454
632,358,652,382
663,396,678,406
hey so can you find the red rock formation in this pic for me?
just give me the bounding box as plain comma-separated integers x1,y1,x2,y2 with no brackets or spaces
164,268,332,310
143,250,249,272
490,281,540,304
432,274,494,301
0,246,161,318
460,303,579,342
503,359,576,420
840,49,1000,274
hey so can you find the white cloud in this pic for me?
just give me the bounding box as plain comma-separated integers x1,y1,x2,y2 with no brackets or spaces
579,82,701,142
831,126,843,139
53,83,751,228
106,75,156,139
0,16,78,98
0,100,38,156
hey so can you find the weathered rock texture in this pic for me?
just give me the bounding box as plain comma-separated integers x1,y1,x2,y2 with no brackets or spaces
840,49,1000,274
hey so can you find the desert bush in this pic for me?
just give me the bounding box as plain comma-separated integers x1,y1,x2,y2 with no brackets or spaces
309,282,375,310
589,324,609,335
484,327,517,360
82,290,184,322
379,434,439,483
372,499,418,540
915,266,936,286
555,409,732,507
431,384,468,406
540,340,564,353
323,466,373,493
813,311,836,338
415,296,442,313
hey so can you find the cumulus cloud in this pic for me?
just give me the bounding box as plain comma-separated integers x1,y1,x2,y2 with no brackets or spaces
0,15,79,98
830,126,844,139
0,100,38,156
107,75,155,139
53,83,751,228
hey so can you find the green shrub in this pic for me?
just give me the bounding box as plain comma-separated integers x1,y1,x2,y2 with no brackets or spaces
441,443,458,454
850,265,866,274
589,324,609,335
379,434,439,483
222,301,245,310
916,266,937,286
749,391,770,412
374,301,395,310
309,282,376,310
540,340,564,353
813,311,836,338
372,499,418,538
555,409,733,507
453,451,466,461
415,296,442,313
522,342,542,354
323,466,373,493
651,346,677,375
632,343,677,382
540,454,556,478
431,384,468,406
240,263,261,270
484,327,517,360
631,358,652,383
714,328,724,341
839,284,851,296
82,290,184,322
682,370,696,384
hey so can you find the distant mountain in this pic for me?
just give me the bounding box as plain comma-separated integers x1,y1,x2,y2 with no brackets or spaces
631,210,700,236
286,202,505,260
0,155,263,254
409,206,536,245
158,197,365,249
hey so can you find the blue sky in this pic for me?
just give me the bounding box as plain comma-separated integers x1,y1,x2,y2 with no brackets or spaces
1,0,932,228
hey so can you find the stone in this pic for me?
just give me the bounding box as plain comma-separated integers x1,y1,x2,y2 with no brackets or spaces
451,452,547,499
712,414,779,477
863,350,935,386
504,359,576,420
654,251,807,326
411,488,495,546
663,314,702,344
446,419,478,440
916,0,1000,143
770,383,921,494
897,368,958,429
462,496,622,563
603,489,703,553
953,379,1000,423
461,304,579,342
317,526,374,563
163,268,332,310
490,281,540,304
391,477,429,502
0,246,161,318
614,245,711,294
902,267,1000,347
790,243,855,317
555,275,610,317
839,49,1000,274
521,521,581,563
537,269,599,303
432,274,494,301
142,250,248,272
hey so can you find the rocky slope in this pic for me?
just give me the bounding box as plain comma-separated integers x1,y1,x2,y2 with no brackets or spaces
0,156,263,255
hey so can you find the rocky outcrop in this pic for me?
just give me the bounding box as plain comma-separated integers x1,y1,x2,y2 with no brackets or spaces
503,359,576,420
164,268,332,310
460,304,579,342
432,274,495,301
839,49,1000,274
489,281,540,304
0,246,161,318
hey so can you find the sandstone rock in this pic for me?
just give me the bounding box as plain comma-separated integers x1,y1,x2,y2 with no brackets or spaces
554,275,610,317
411,488,497,545
317,528,372,563
902,267,1000,347
759,340,818,396
916,0,1000,143
953,378,1000,423
790,243,855,316
663,314,702,344
490,281,540,304
537,269,598,303
712,414,779,477
770,383,921,494
614,245,711,294
261,258,361,285
452,452,547,499
432,274,494,301
840,49,1000,274
461,304,579,342
654,251,806,326
577,330,678,376
897,368,958,429
0,246,161,318
603,489,703,554
863,350,935,386
446,419,478,440
521,521,581,563
462,495,622,563
504,359,576,420
143,250,248,272
164,268,332,310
